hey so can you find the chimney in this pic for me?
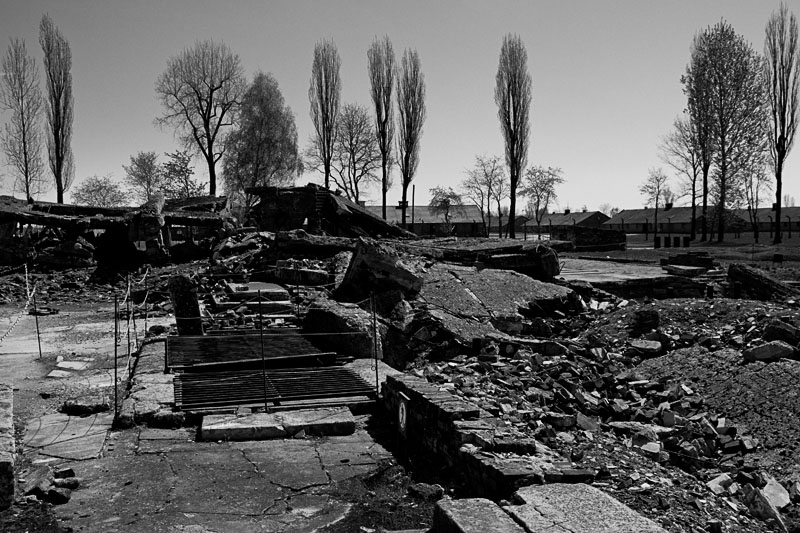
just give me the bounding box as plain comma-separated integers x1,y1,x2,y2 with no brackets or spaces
357,200,366,207
664,202,673,211
396,200,408,210
564,209,570,215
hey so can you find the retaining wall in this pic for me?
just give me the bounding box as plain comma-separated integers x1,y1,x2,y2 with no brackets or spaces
0,383,14,510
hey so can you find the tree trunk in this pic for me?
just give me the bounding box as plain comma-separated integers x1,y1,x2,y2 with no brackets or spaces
401,184,408,229
509,176,517,239
701,165,709,241
774,158,783,244
381,160,388,220
206,153,216,196
690,181,697,241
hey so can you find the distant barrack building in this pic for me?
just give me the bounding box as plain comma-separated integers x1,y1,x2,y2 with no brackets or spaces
604,205,800,236
363,203,486,237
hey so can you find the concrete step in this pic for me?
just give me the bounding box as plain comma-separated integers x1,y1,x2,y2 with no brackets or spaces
433,483,667,533
508,483,666,532
434,498,526,532
200,406,355,441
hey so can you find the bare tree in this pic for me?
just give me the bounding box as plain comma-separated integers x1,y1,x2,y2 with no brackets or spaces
124,151,162,204
640,168,670,242
461,155,505,237
784,193,796,206
660,115,702,239
743,155,772,242
691,21,768,242
682,33,717,241
307,103,381,202
368,36,395,219
71,174,128,207
39,14,74,203
309,39,341,190
397,48,426,228
495,34,532,239
489,167,508,238
765,3,800,244
0,38,46,200
429,186,465,235
521,165,564,238
155,39,245,196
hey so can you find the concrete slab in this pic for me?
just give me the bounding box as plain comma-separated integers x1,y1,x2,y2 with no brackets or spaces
56,360,90,370
434,497,526,532
201,407,355,441
344,358,401,392
202,412,287,441
509,483,667,532
46,369,73,379
24,412,113,461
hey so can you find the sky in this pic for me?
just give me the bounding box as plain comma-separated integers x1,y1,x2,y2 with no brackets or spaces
1,0,799,213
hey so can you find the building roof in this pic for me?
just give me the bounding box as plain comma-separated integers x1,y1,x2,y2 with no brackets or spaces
526,210,609,227
604,206,698,225
363,204,484,225
604,205,800,227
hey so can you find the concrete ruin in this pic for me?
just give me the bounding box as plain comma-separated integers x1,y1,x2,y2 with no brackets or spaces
0,195,228,269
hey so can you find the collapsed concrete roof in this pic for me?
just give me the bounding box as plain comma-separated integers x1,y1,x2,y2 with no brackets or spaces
245,184,416,239
0,195,226,231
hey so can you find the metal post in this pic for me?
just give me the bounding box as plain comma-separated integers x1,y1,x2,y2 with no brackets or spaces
258,290,269,411
371,293,379,400
32,288,42,360
144,270,148,334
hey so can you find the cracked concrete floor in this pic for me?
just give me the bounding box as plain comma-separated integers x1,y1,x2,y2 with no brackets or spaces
52,425,394,533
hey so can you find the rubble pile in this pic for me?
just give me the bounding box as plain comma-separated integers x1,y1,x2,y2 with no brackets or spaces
410,295,800,531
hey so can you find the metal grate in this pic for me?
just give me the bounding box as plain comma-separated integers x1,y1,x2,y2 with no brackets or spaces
173,366,375,410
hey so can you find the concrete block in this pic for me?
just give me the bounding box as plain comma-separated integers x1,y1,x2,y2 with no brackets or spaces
434,497,526,533
510,483,666,532
201,407,355,441
0,383,14,510
743,340,795,362
201,413,287,441
278,407,355,436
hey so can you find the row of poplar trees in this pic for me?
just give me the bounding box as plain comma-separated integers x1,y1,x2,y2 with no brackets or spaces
0,14,73,204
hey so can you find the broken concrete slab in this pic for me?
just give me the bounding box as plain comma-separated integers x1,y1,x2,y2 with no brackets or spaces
61,393,110,416
434,497,527,533
509,483,667,532
302,297,387,359
743,340,795,363
728,263,800,302
0,383,13,510
762,474,791,510
764,319,800,344
201,407,355,441
334,238,423,302
24,413,113,461
46,369,73,379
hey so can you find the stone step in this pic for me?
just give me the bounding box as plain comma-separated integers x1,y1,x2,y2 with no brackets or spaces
200,406,355,441
434,497,526,533
508,483,666,532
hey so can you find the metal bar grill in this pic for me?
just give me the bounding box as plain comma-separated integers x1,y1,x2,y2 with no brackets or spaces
173,366,375,410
